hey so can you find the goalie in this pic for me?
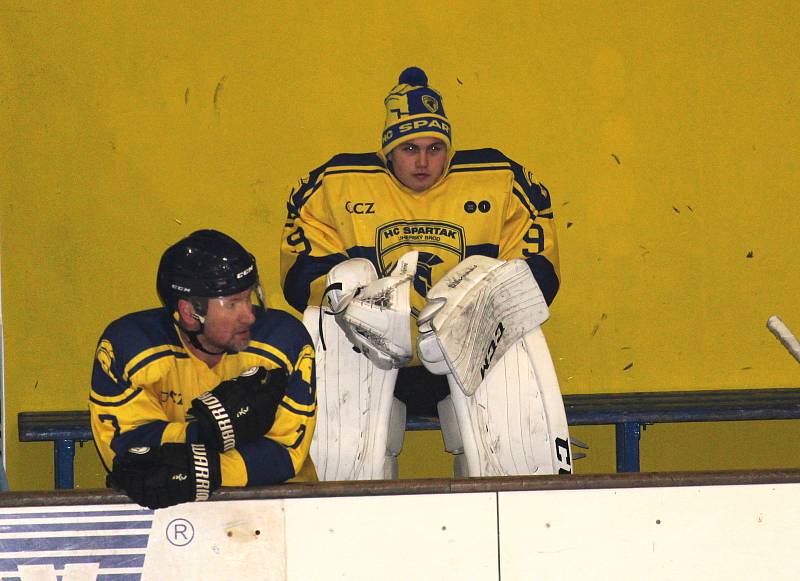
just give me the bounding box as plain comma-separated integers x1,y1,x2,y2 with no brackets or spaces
280,66,570,479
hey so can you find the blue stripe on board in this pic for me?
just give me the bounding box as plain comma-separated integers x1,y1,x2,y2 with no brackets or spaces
0,510,153,520
0,535,149,552
0,521,152,533
19,575,147,581
0,553,145,569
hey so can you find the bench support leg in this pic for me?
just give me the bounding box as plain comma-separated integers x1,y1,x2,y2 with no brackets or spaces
54,440,76,489
615,422,641,472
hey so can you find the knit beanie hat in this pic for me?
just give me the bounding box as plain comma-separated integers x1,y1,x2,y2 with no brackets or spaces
381,67,451,156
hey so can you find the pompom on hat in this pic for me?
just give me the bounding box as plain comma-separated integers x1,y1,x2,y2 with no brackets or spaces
381,67,451,156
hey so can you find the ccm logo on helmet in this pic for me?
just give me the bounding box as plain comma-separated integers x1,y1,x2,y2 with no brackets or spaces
236,264,254,279
345,201,375,214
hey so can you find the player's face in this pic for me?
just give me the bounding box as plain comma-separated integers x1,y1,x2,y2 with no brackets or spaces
388,137,448,192
200,288,257,353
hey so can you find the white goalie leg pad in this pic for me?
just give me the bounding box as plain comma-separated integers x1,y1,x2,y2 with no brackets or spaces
444,327,572,476
304,306,403,480
417,256,550,395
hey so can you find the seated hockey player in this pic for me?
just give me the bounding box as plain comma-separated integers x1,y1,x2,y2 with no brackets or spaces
90,230,316,509
279,67,570,479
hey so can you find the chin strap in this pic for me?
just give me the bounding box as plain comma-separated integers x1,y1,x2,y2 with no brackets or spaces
177,313,229,356
185,328,230,356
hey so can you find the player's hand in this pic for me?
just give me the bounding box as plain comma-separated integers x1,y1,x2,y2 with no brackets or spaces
189,366,288,451
107,443,221,510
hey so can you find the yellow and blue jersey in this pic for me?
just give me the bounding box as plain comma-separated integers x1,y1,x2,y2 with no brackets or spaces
89,306,316,486
280,148,560,318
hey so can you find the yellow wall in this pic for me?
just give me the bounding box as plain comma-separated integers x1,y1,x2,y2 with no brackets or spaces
2,1,799,490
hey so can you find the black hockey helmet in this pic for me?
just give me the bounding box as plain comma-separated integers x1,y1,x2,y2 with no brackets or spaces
156,229,259,313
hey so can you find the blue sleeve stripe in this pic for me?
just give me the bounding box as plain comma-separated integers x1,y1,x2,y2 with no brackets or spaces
466,243,500,258
238,438,295,485
127,350,186,380
512,186,537,218
324,168,388,177
510,163,552,213
328,152,383,167
91,364,132,397
279,400,315,417
185,421,203,444
243,346,284,368
89,387,143,408
342,246,378,262
110,421,169,457
283,253,349,312
288,163,329,215
288,159,387,216
448,165,508,175
525,254,560,306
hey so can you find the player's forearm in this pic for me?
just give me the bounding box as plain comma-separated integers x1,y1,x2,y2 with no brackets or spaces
220,437,297,486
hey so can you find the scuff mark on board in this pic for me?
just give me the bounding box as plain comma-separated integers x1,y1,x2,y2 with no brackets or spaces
185,88,190,104
591,313,608,337
214,76,227,117
623,362,634,371
611,153,620,164
746,251,754,258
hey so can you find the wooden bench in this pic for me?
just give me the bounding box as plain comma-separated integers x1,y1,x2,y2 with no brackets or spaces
19,387,800,489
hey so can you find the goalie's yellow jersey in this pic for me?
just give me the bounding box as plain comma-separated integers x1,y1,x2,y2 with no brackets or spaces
89,306,317,487
280,148,560,318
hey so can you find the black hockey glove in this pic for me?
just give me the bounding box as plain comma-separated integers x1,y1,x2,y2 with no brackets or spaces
189,366,288,452
107,443,221,510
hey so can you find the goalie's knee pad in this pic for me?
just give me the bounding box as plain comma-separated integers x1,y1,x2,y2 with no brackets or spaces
304,306,405,481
